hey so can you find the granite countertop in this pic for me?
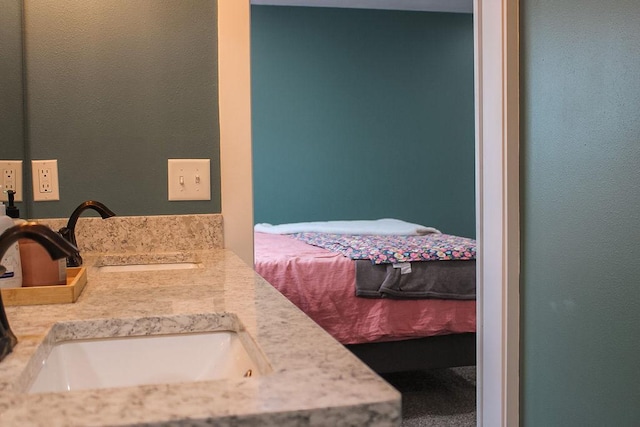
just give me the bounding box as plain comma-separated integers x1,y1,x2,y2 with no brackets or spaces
0,249,400,426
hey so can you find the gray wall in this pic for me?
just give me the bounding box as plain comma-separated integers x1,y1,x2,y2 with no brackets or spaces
0,0,25,161
251,6,475,238
22,0,220,218
521,0,640,424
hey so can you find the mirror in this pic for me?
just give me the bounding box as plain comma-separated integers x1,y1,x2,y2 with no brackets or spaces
0,0,221,220
0,0,26,212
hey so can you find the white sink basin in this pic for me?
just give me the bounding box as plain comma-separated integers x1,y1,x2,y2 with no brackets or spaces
28,332,260,394
97,262,201,273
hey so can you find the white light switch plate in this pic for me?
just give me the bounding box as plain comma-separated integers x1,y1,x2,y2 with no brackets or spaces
0,160,23,202
32,159,60,201
168,159,211,201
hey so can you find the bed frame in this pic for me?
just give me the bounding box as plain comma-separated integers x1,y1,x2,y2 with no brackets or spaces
345,332,476,373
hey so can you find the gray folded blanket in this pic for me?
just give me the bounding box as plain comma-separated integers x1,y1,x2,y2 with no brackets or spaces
355,260,476,299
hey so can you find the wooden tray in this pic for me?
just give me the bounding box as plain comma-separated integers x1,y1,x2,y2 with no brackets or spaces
1,267,87,306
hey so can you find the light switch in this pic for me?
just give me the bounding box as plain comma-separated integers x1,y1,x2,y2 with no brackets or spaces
168,159,211,201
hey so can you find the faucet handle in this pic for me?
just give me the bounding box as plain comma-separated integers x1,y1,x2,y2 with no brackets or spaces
57,227,81,267
58,226,72,242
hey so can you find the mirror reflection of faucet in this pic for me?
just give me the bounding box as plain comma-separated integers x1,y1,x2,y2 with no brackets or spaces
58,201,116,267
0,223,79,362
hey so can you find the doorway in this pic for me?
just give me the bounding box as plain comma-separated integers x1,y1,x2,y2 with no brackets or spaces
217,1,520,426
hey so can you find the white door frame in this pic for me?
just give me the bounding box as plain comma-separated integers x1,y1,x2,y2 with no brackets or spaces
218,1,521,425
218,0,255,265
475,0,520,425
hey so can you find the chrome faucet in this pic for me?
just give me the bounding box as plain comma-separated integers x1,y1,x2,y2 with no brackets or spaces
58,201,116,267
0,223,79,362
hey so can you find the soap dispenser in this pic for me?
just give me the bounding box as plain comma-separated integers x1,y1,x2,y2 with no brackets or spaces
4,191,21,223
5,191,66,287
0,200,22,289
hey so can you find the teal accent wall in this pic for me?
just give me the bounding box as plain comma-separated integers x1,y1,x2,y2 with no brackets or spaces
22,0,220,218
251,6,475,237
0,0,24,161
521,0,640,424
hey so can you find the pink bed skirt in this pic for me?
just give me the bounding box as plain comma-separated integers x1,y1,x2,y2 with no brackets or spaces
254,232,476,345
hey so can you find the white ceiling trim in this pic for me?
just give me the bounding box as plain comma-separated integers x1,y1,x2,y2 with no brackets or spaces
250,0,473,14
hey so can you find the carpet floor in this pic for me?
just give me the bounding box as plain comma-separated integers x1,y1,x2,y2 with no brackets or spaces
381,367,476,427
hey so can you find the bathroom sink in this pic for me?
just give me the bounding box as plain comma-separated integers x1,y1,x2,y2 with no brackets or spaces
97,262,201,273
28,331,260,393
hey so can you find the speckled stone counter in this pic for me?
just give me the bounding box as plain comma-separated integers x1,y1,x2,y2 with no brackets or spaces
0,215,401,426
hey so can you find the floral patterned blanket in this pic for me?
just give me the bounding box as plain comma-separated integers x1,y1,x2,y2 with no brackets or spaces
291,232,476,264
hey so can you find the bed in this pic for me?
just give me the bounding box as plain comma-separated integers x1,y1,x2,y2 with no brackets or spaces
254,219,477,373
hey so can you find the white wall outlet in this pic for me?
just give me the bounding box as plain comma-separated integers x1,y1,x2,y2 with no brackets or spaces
168,159,211,201
0,160,23,202
32,159,60,201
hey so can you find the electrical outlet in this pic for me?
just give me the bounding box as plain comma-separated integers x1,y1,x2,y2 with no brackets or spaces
32,160,60,201
167,159,211,201
0,160,23,202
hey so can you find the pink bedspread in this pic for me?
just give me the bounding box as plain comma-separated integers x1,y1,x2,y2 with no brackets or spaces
254,232,476,345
